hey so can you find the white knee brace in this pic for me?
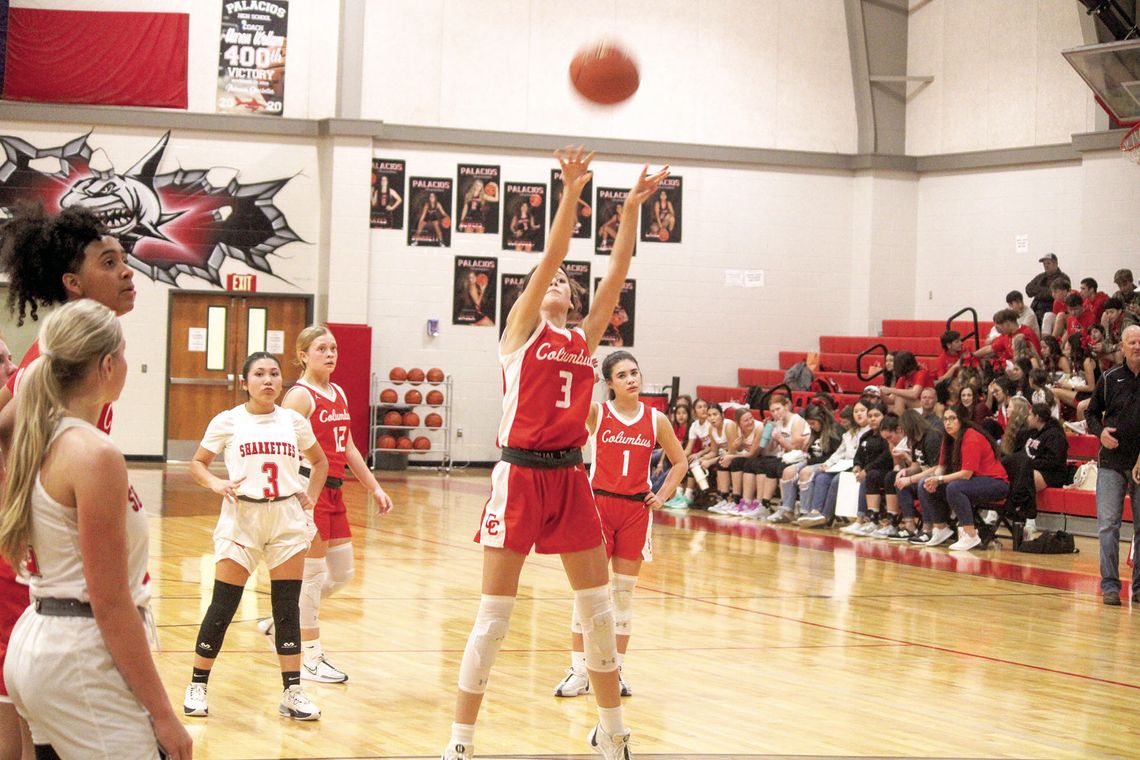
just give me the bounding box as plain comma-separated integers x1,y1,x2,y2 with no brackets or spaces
321,543,355,598
457,595,515,694
574,585,617,673
611,574,637,637
299,558,326,629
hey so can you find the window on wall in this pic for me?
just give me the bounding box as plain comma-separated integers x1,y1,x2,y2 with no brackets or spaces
206,305,227,371
247,307,267,355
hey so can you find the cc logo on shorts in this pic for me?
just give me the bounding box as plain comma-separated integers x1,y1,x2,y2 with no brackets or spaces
484,517,501,536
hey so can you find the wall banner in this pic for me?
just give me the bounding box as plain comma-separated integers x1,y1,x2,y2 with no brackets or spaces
217,0,289,116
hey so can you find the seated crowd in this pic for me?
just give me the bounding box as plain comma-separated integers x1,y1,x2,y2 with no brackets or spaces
657,259,1139,551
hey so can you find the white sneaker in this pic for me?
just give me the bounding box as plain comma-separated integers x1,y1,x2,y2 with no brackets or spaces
981,510,999,526
1023,518,1037,541
588,723,633,760
442,742,473,760
855,521,879,536
278,684,321,720
798,511,827,528
302,654,348,683
553,668,590,697
872,524,898,540
948,532,982,552
707,499,731,514
183,682,208,717
925,526,955,547
741,503,770,519
618,667,632,697
840,521,867,535
256,616,274,637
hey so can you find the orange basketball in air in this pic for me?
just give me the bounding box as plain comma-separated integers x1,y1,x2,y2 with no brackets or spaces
396,436,413,450
426,389,444,405
377,435,396,449
383,411,403,426
425,412,443,429
379,388,398,403
427,367,445,383
405,389,422,405
413,436,431,450
389,366,407,382
403,411,420,427
407,367,425,385
569,43,640,105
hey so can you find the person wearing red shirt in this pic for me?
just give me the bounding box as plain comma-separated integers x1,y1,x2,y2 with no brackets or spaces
975,309,1041,366
1063,292,1097,341
915,411,1009,551
1081,277,1109,323
1048,278,1080,339
935,330,980,384
880,351,932,414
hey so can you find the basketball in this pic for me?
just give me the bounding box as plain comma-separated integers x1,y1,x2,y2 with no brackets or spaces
425,412,443,429
658,229,669,242
426,389,444,405
484,181,498,199
441,217,451,229
377,434,396,449
389,366,407,382
475,273,489,288
427,367,445,384
405,389,422,404
383,411,403,426
413,436,431,450
529,193,542,207
403,411,420,427
569,43,639,105
581,205,592,217
379,388,398,403
407,367,425,384
396,436,413,450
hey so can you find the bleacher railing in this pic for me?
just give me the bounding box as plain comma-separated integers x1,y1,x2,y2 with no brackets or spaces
856,343,889,382
945,306,981,352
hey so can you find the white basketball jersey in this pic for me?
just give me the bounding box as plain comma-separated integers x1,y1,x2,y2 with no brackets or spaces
200,404,317,500
27,417,151,607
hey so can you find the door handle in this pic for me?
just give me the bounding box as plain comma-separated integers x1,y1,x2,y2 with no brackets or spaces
169,377,232,387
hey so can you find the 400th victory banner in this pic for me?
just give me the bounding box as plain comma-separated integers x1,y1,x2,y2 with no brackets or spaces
217,1,289,116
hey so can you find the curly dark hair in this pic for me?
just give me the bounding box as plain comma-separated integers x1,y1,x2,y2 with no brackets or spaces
0,204,108,325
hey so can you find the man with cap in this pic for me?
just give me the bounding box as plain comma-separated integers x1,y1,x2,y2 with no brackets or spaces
1025,253,1068,330
1112,269,1140,330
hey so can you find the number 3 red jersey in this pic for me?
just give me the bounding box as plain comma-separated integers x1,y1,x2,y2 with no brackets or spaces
499,321,597,451
590,401,660,494
295,381,350,476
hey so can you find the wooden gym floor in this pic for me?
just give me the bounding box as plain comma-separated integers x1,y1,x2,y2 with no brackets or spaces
133,463,1138,760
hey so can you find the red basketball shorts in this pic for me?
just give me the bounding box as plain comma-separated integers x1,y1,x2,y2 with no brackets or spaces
595,493,653,562
0,570,30,700
475,462,603,555
314,486,351,541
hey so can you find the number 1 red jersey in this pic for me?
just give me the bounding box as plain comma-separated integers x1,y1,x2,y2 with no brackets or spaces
295,380,350,476
499,321,597,451
590,401,659,494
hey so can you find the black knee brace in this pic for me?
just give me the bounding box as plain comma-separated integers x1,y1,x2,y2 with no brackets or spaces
194,580,244,659
270,579,303,655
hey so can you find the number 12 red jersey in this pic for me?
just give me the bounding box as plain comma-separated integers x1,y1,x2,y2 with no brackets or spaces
295,380,350,476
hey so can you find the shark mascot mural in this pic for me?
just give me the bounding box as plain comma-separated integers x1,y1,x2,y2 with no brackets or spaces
0,131,302,286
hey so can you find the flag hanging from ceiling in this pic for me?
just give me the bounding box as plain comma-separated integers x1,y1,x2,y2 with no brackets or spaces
0,0,189,109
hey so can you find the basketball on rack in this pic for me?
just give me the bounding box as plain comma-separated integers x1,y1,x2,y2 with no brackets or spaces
426,389,444,406
377,434,396,449
569,42,639,105
427,367,445,384
379,388,398,403
383,411,403,426
425,412,443,429
407,367,425,385
403,411,420,427
389,366,407,382
413,436,431,450
396,436,413,450
405,389,422,404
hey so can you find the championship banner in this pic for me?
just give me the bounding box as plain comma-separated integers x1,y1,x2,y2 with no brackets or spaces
641,175,682,243
594,278,636,347
370,158,405,229
408,177,453,247
499,272,527,337
563,260,591,328
502,182,546,252
550,169,593,239
217,0,288,116
453,256,497,327
595,187,634,256
456,164,500,234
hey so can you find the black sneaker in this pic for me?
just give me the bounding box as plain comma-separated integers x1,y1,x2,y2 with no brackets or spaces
907,530,932,545
890,526,916,542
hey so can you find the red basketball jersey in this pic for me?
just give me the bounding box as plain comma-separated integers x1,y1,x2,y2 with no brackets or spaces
499,322,597,451
590,401,658,495
296,380,350,476
8,341,112,433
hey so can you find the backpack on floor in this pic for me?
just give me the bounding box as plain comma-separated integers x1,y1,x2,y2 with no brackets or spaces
1017,530,1078,554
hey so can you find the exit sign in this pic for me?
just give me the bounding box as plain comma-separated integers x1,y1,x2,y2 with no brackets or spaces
227,273,257,291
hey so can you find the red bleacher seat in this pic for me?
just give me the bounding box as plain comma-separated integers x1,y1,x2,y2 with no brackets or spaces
737,368,785,387
1036,488,1131,520
777,351,807,369
1066,434,1099,460
695,385,746,405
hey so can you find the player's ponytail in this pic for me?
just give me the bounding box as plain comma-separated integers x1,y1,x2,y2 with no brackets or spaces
0,300,121,565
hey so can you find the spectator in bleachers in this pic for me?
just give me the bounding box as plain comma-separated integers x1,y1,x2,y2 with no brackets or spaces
1045,277,1077,339
1005,357,1033,398
769,403,841,523
1087,324,1117,371
736,394,807,517
797,401,870,528
1025,253,1068,328
914,410,1009,551
710,410,760,514
1003,402,1068,541
935,330,978,385
985,376,1020,435
839,402,891,536
697,405,737,509
869,352,895,387
1000,397,1032,458
1027,368,1059,418
794,406,854,527
664,397,710,507
1099,297,1127,359
1006,290,1041,336
846,411,901,536
974,309,1040,368
918,387,942,431
1081,277,1109,323
883,410,943,542
1110,269,1140,325
1038,334,1063,375
1061,293,1097,341
652,402,691,493
1053,334,1099,419
880,351,931,415
958,384,988,426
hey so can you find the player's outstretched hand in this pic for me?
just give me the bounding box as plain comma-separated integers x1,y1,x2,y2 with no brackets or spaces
555,145,595,193
373,486,394,515
624,164,670,210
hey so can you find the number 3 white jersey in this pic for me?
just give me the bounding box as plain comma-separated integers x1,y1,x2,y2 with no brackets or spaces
200,404,317,500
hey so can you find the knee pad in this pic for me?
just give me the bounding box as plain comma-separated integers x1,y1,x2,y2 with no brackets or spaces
270,579,303,655
457,595,514,694
574,585,617,673
299,558,326,629
322,543,355,598
611,574,637,637
194,580,244,659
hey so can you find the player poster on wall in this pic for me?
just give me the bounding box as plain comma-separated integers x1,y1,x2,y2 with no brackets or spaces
550,169,593,239
456,164,500,234
563,260,591,328
595,187,634,256
217,0,289,116
453,256,497,327
408,177,453,247
370,159,405,229
593,278,636,347
502,182,546,252
498,272,527,337
641,175,682,243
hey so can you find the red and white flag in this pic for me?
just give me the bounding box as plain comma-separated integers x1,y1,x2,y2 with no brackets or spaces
1,0,189,109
